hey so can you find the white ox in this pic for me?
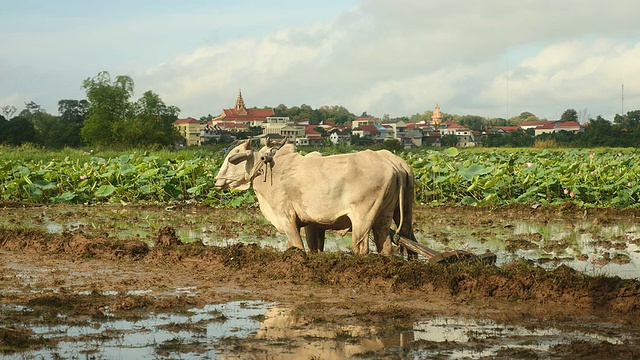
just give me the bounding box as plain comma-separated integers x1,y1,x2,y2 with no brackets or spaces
214,140,414,255
303,149,417,253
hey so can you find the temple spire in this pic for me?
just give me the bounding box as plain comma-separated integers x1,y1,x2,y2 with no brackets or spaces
431,103,442,129
235,88,247,115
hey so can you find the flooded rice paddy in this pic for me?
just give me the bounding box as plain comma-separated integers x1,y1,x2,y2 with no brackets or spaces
1,203,639,359
6,204,639,279
1,299,634,359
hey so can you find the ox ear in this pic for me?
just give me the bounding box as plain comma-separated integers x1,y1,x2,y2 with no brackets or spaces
228,151,252,165
267,138,286,149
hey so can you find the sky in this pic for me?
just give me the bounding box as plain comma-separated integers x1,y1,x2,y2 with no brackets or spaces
1,0,639,122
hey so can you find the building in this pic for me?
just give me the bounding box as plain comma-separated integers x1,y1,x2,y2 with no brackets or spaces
174,118,201,146
328,128,351,146
534,122,557,136
352,117,377,128
296,125,325,146
432,104,443,128
211,89,274,131
520,120,561,131
381,121,423,148
351,117,380,140
440,121,477,147
555,121,585,134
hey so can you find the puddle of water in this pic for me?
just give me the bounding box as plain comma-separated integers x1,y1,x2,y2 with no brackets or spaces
416,219,640,279
4,300,272,359
1,300,635,359
410,317,628,359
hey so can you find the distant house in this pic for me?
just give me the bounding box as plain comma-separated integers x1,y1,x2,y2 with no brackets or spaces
173,118,201,146
534,122,557,136
520,120,585,136
423,131,441,147
485,126,521,134
296,125,325,146
519,120,561,131
439,122,477,147
352,117,377,128
328,128,351,146
379,121,423,148
352,124,380,140
555,121,584,134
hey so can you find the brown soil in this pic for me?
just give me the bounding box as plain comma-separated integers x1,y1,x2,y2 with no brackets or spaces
1,203,640,358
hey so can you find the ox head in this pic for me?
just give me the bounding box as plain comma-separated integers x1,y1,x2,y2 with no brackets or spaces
259,138,287,163
214,140,256,190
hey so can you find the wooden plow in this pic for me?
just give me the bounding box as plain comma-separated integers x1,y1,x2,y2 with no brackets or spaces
391,231,497,264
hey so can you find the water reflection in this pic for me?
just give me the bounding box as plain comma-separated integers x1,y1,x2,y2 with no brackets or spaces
1,300,633,359
247,306,413,359
239,306,630,359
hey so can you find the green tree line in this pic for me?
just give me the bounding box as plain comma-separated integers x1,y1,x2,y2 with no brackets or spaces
1,71,181,149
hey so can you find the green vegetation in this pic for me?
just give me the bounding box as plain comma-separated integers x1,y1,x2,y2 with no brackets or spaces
1,146,638,208
406,147,640,207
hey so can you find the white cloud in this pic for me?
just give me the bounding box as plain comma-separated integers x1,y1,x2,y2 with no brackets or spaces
2,0,640,120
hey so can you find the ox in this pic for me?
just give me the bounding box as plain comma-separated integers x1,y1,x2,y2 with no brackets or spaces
303,149,417,253
214,140,414,255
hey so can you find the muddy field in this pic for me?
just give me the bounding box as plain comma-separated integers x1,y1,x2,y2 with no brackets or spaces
1,202,640,359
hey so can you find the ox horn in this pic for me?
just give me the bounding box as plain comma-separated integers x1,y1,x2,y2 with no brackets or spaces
228,151,252,165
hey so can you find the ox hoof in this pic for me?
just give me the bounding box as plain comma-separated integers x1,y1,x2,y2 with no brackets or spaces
284,246,307,261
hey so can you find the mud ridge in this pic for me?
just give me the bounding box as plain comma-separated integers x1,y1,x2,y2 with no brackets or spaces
1,227,638,316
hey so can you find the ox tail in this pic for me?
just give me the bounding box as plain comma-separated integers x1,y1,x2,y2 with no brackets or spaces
395,172,406,244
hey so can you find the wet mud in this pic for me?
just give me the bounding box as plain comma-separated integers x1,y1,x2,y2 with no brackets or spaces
1,203,640,358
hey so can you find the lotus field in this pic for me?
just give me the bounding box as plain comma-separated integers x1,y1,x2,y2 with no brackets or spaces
1,147,639,208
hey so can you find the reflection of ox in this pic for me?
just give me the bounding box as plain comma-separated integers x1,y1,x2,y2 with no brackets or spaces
214,140,414,255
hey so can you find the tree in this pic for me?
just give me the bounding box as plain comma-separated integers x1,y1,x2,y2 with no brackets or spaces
614,110,640,131
81,71,134,147
376,139,403,152
1,105,17,119
14,101,53,146
59,99,89,124
578,116,613,147
458,115,485,131
120,90,181,147
519,111,536,119
560,109,578,123
0,116,40,145
38,99,90,148
350,134,374,146
441,134,458,147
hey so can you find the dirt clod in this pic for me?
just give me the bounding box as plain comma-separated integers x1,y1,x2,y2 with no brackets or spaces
156,226,183,247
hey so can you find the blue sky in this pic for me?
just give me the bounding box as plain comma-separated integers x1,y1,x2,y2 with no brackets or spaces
1,0,639,121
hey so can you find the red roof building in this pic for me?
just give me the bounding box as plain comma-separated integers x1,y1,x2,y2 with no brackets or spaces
555,121,584,134
212,89,274,126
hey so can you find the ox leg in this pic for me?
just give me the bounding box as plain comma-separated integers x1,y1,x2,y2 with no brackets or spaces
304,224,325,252
351,226,370,255
283,224,305,251
373,220,394,256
